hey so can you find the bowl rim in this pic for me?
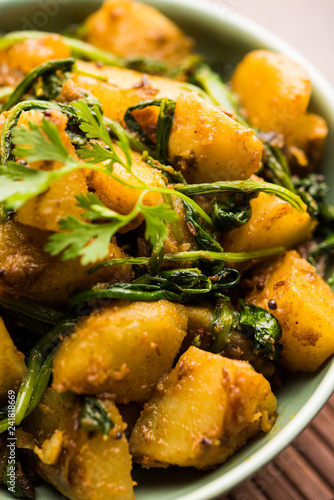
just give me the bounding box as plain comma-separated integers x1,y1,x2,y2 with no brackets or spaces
0,0,333,499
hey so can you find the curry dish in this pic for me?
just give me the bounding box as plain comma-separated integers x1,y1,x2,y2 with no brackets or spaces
0,1,333,499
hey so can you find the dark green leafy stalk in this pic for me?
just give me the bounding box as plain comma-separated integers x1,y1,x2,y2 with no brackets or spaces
80,397,114,438
263,144,296,193
69,267,240,309
183,201,223,252
3,461,32,499
0,297,63,326
308,235,334,267
176,180,306,212
0,58,75,112
0,99,84,164
124,98,176,162
87,246,285,275
0,318,76,434
210,301,238,353
238,300,283,360
210,194,255,232
141,151,187,184
125,56,168,75
0,86,13,101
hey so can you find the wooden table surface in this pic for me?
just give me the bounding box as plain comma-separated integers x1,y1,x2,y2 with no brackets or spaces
217,2,334,498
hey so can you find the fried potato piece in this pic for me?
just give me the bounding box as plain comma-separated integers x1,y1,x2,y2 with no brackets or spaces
130,347,277,469
247,251,334,372
168,92,263,183
286,113,328,167
87,145,164,232
0,221,131,307
0,35,71,86
52,301,188,403
232,50,311,138
0,316,27,404
21,389,134,500
222,191,316,253
15,109,88,233
84,0,194,65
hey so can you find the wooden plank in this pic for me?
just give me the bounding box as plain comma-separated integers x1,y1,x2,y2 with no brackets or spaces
230,479,268,500
311,405,334,451
294,427,334,489
253,462,303,500
327,393,334,412
274,447,334,500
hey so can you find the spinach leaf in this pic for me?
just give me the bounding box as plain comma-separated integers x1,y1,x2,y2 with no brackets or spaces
210,194,254,232
80,397,114,437
239,300,283,361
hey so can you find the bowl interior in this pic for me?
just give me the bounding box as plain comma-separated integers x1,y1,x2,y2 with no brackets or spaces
0,1,333,499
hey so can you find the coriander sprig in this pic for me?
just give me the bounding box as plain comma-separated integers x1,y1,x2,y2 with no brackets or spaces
45,192,177,265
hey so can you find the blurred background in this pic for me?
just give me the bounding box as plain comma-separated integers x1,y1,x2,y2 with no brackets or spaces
235,0,334,84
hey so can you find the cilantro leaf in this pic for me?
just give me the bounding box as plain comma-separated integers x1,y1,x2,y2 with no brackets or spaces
12,118,77,166
141,202,178,249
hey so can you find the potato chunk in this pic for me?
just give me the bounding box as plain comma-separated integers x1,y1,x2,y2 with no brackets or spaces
0,35,71,86
22,390,134,500
53,301,188,403
168,92,263,183
84,0,193,65
247,251,334,372
222,191,316,253
87,145,163,232
15,109,88,233
286,113,328,167
130,347,277,469
0,317,26,404
0,221,131,307
232,50,311,137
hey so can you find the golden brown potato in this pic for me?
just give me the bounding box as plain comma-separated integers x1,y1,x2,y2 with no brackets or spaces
84,0,194,65
0,221,131,307
0,316,26,404
222,191,316,254
0,35,71,86
247,251,334,372
130,346,277,469
75,61,188,99
52,300,188,403
286,113,328,167
21,389,134,500
232,50,312,138
168,92,264,183
87,145,164,232
15,109,89,233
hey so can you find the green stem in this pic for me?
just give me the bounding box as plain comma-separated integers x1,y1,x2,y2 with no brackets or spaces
175,180,305,212
88,246,285,275
0,86,14,101
0,58,75,112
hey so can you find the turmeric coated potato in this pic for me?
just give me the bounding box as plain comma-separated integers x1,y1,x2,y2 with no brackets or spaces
130,346,277,469
168,92,264,183
0,35,71,86
87,145,164,232
84,0,194,65
53,300,188,403
0,316,26,404
21,389,134,500
232,50,312,138
247,251,334,372
15,109,88,233
0,221,131,307
286,113,328,168
222,190,316,254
